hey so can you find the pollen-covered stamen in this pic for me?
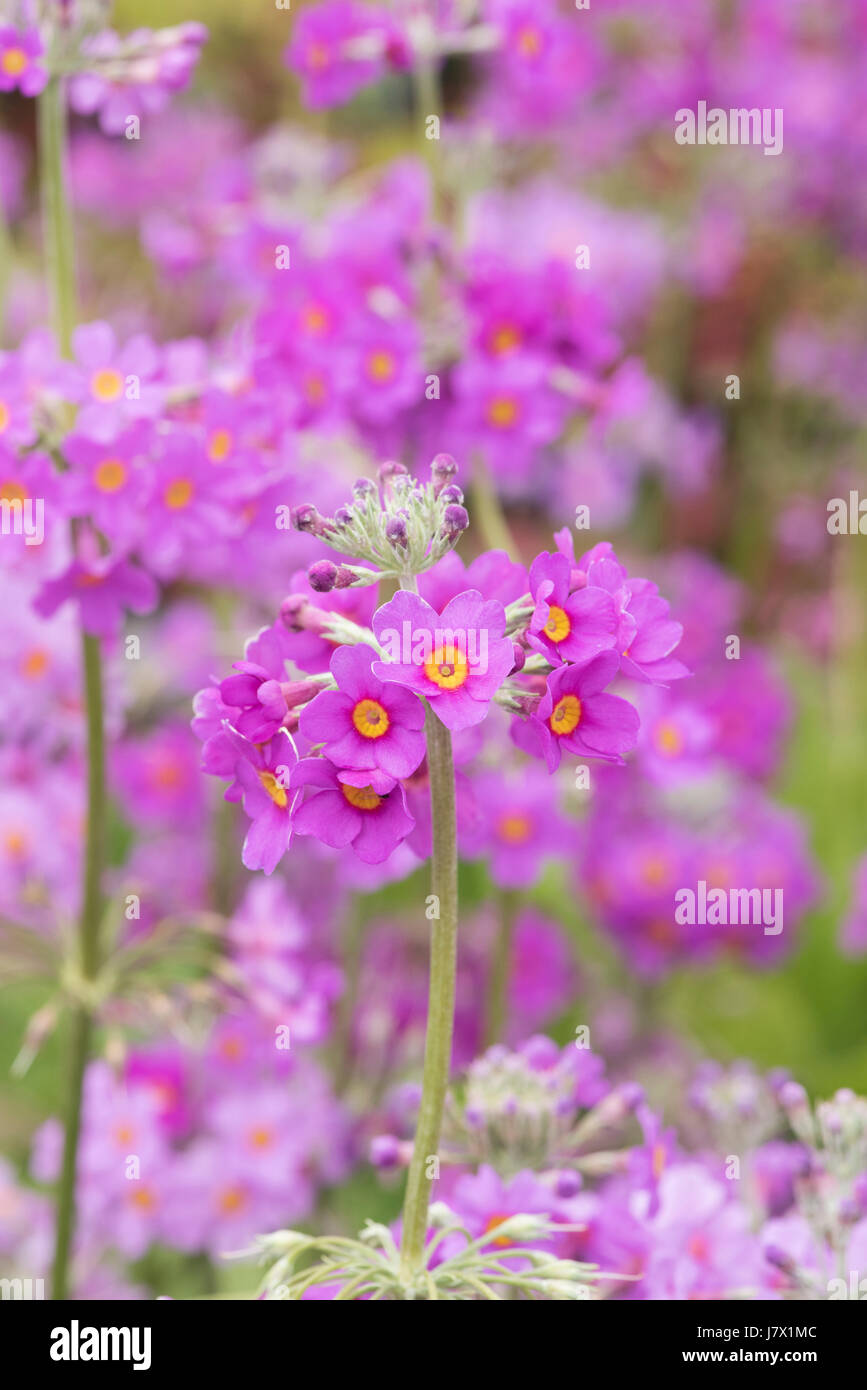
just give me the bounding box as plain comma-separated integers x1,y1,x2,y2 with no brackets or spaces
549,693,582,735
352,697,390,739
543,604,571,643
0,401,10,432
342,783,382,811
258,770,288,808
424,645,469,690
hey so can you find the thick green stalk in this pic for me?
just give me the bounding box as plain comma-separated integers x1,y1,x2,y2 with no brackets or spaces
399,704,459,1283
38,78,107,1301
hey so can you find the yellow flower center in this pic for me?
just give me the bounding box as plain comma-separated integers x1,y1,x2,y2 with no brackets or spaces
367,349,395,383
307,42,331,72
424,645,469,690
352,698,390,739
1,49,28,77
164,477,194,509
653,721,684,757
342,783,382,811
217,1185,247,1214
129,1186,155,1211
550,693,582,735
0,479,27,503
641,856,669,888
483,1214,514,1249
4,830,27,857
301,302,330,334
517,27,543,58
543,605,571,643
207,428,233,462
249,1126,273,1150
21,648,49,679
258,770,288,808
305,373,327,403
0,400,10,432
486,395,519,429
90,368,123,402
94,458,127,493
498,813,532,844
490,324,521,355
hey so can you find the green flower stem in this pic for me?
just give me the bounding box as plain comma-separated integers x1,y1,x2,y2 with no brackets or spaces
471,452,518,558
399,701,459,1283
38,78,77,355
484,888,518,1047
39,78,107,1302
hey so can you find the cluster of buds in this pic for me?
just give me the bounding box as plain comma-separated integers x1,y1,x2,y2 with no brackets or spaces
686,1060,789,1152
440,1038,642,1180
291,456,469,589
68,21,207,82
759,1085,867,1299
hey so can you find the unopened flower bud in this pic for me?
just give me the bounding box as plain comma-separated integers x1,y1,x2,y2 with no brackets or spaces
378,460,408,484
385,516,409,550
780,1082,809,1113
439,484,464,505
291,503,331,537
441,504,469,541
308,560,339,593
279,594,330,635
555,1169,582,1199
510,642,526,674
431,453,458,496
370,1134,401,1169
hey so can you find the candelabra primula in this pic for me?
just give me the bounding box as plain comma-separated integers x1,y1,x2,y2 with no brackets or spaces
197,459,685,1298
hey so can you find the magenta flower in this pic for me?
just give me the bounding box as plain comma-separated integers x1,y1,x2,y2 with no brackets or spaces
34,553,158,639
299,644,426,783
229,729,300,875
68,321,162,441
418,547,528,612
284,2,408,110
526,652,640,771
0,28,47,97
528,549,617,667
461,767,574,888
291,757,415,864
372,589,515,732
619,579,689,685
